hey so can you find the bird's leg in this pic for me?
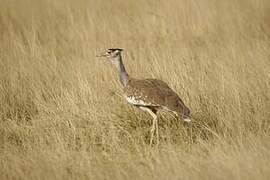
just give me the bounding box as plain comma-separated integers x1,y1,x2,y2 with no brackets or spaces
155,117,159,146
138,107,158,146
147,111,158,146
150,115,157,146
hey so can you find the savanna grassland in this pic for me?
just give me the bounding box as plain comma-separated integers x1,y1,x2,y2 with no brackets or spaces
0,0,270,179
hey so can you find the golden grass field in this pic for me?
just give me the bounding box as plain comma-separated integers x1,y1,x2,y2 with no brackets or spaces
0,0,270,179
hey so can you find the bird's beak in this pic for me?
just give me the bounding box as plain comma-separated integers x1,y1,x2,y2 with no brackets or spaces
96,50,108,58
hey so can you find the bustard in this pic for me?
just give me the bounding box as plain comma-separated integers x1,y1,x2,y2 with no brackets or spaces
97,48,191,145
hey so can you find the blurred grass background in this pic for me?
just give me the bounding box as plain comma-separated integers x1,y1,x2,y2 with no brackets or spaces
0,0,270,179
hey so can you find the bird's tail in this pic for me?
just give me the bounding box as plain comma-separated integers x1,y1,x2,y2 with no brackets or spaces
175,106,191,122
181,108,192,122
183,117,192,122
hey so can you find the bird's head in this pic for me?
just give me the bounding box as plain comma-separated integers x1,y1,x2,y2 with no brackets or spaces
97,48,123,58
96,48,124,66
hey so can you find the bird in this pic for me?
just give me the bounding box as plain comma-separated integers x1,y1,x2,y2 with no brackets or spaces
96,48,191,146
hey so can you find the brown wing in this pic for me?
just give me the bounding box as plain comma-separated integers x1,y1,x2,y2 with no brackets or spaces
124,78,189,116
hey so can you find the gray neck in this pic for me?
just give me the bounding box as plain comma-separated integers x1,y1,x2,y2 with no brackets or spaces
116,54,129,87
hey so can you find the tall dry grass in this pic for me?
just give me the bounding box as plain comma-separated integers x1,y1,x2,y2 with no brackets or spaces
0,0,270,179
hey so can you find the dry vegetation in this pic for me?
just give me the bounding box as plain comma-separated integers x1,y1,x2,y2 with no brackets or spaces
0,0,270,179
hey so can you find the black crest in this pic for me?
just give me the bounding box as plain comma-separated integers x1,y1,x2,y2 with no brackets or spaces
108,48,123,51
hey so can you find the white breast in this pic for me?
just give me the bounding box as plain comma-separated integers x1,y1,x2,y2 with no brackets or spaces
126,96,151,106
